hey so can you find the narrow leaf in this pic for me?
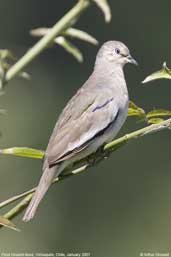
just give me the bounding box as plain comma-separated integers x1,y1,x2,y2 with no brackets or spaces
31,27,98,45
147,109,171,118
64,28,98,45
142,62,171,84
31,28,83,62
148,118,164,124
0,49,29,89
55,37,83,62
0,215,20,232
0,50,16,61
93,0,112,22
19,71,31,80
128,100,146,117
30,27,49,37
0,147,44,159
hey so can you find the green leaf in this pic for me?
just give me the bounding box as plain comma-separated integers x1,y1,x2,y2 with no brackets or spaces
128,100,146,117
148,118,164,124
0,50,16,61
147,109,171,119
0,215,20,232
19,71,31,80
64,28,98,45
30,27,49,37
142,62,171,84
0,147,44,159
30,28,84,62
31,27,98,45
93,0,112,23
0,49,29,90
55,37,83,62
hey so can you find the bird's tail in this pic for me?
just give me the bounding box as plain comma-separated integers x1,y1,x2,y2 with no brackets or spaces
23,163,62,222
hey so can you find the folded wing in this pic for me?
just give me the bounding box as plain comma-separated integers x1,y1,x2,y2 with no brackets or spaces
45,87,118,167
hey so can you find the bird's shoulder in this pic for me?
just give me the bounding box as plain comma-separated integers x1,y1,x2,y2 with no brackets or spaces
53,74,111,130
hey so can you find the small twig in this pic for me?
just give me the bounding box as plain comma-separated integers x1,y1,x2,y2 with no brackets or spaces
5,0,91,82
2,165,88,221
1,118,171,223
0,188,36,209
104,117,171,152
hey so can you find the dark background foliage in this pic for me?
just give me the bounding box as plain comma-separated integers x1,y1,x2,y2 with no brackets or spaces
0,0,171,256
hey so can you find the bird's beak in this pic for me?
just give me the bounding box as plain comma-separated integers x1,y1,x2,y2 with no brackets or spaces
127,55,138,66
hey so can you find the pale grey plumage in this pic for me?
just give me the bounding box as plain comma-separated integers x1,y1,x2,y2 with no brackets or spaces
23,41,137,222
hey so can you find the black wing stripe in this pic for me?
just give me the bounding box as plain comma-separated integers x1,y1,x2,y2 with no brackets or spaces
92,98,114,112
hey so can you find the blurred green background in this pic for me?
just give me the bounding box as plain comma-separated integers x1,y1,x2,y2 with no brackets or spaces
0,0,171,256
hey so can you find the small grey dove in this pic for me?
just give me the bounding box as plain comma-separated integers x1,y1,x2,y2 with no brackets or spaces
23,41,138,222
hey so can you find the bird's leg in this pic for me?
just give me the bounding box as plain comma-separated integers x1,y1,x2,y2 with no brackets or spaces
86,145,111,166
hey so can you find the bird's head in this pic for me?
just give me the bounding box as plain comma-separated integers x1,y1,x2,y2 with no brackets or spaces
95,41,138,68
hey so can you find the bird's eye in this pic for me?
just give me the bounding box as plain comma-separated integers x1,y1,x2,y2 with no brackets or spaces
115,48,120,55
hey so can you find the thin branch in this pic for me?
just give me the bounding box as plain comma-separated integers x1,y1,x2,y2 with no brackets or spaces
103,117,171,152
0,188,36,209
0,165,88,210
1,165,88,224
1,118,171,223
4,194,34,220
5,0,91,82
